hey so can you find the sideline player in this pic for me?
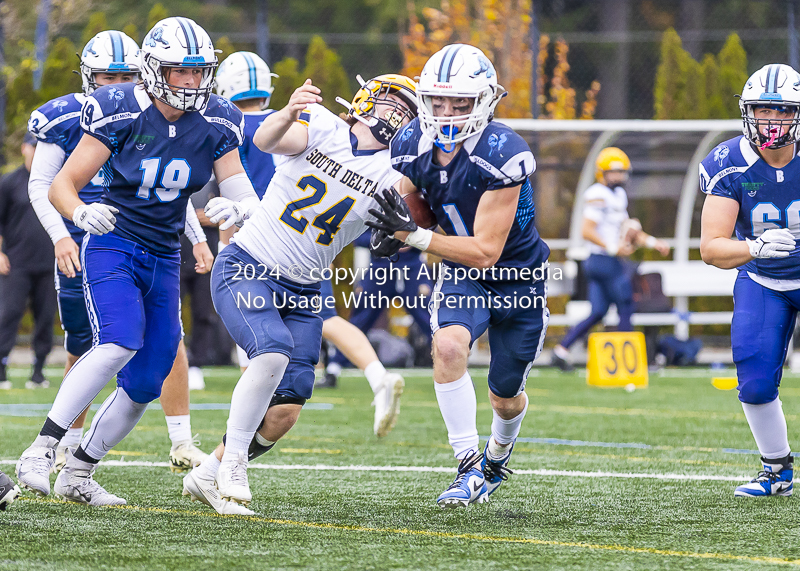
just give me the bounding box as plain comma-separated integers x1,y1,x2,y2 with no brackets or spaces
551,147,670,371
215,55,406,436
183,74,417,514
700,63,800,497
16,17,257,507
367,44,549,508
27,30,211,474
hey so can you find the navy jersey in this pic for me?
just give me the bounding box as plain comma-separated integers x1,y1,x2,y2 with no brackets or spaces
81,83,243,253
391,119,549,278
29,93,106,243
241,111,277,198
700,135,800,280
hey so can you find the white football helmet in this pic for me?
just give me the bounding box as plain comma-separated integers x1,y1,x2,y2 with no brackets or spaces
141,17,218,112
216,51,277,109
417,44,506,146
739,63,800,149
80,31,140,95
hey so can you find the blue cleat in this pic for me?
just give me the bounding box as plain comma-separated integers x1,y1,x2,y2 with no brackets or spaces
436,451,488,508
734,455,793,498
481,439,514,497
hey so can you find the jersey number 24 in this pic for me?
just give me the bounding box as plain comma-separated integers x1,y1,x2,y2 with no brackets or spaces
280,175,355,246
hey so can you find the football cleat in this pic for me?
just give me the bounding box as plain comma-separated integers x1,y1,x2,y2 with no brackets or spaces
182,471,254,516
52,445,78,474
216,452,252,507
0,380,11,390
735,456,794,498
481,439,515,497
16,437,58,496
170,438,209,473
54,452,126,506
436,450,489,508
0,471,21,511
550,352,574,372
373,372,405,437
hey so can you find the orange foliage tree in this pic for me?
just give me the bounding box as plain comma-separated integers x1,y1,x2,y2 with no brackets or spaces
401,0,599,119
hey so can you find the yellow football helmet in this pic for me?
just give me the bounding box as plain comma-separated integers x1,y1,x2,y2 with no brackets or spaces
595,147,631,181
337,74,418,145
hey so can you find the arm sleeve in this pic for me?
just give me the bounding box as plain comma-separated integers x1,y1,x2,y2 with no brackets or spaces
184,202,207,245
218,172,259,203
28,142,71,245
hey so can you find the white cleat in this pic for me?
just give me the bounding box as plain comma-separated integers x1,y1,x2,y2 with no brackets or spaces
52,445,77,474
182,471,254,516
54,453,126,507
169,438,209,473
0,471,21,511
216,452,252,507
188,367,206,391
373,373,404,438
16,438,58,496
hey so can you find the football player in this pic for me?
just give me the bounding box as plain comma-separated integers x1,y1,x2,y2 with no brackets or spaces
26,30,212,475
700,63,800,497
16,17,254,508
183,73,416,514
367,44,549,507
551,147,670,372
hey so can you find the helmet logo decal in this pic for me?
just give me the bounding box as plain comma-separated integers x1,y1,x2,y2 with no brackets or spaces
471,55,495,79
83,39,97,57
714,145,729,166
487,132,507,156
145,28,170,48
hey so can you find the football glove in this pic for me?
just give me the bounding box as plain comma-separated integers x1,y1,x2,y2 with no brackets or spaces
746,228,796,259
72,203,119,235
366,187,418,236
369,227,403,258
205,197,259,231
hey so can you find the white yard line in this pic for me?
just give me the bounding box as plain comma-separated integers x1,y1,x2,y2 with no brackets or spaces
0,458,769,482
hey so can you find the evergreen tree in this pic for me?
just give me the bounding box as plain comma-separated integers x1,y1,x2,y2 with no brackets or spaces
147,4,169,30
654,28,688,120
82,12,109,46
717,33,748,117
270,58,302,110
302,36,352,113
39,37,82,104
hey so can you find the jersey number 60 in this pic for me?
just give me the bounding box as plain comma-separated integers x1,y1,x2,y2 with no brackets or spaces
751,201,800,236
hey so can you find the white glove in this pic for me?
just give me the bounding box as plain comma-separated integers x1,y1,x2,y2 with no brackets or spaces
746,228,796,259
205,197,258,231
72,203,119,235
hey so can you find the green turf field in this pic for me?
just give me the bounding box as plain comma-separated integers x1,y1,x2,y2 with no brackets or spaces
1,366,800,570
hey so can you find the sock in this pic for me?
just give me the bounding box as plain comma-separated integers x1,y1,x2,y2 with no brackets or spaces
39,417,68,442
221,352,289,464
165,415,192,446
248,432,276,461
73,445,100,464
364,360,387,393
195,452,221,480
60,427,84,449
80,387,149,462
742,399,791,459
488,393,529,460
46,344,135,430
255,433,273,447
434,371,479,459
553,345,569,360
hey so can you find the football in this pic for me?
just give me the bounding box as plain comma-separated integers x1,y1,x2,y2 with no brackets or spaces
404,192,438,229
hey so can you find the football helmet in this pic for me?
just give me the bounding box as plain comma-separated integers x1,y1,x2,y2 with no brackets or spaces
336,74,418,145
740,64,800,149
141,17,218,112
79,31,140,95
216,51,278,109
417,44,506,146
595,147,631,181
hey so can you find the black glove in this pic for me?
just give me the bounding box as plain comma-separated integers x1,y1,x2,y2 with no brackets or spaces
369,227,404,258
366,187,419,236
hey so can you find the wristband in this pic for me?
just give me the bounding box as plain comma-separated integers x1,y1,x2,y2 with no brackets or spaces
404,228,433,251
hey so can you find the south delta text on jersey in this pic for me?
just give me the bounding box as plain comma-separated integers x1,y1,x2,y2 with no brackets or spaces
80,82,243,254
700,135,800,280
29,93,105,244
391,118,550,279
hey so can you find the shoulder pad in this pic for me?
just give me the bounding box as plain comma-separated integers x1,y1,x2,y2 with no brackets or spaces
28,94,84,142
469,123,535,187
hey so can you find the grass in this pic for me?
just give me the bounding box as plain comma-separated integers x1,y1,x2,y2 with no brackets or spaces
1,366,800,570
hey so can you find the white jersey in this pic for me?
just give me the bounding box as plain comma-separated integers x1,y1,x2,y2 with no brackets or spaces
582,182,629,255
232,104,402,284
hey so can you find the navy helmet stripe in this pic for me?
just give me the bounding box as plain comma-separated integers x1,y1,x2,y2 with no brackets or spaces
242,52,257,91
176,17,198,55
438,45,463,82
109,31,124,64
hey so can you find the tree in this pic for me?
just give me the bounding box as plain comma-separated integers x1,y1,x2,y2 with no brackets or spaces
147,3,169,30
301,36,351,113
81,12,108,46
270,58,302,110
214,36,237,64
